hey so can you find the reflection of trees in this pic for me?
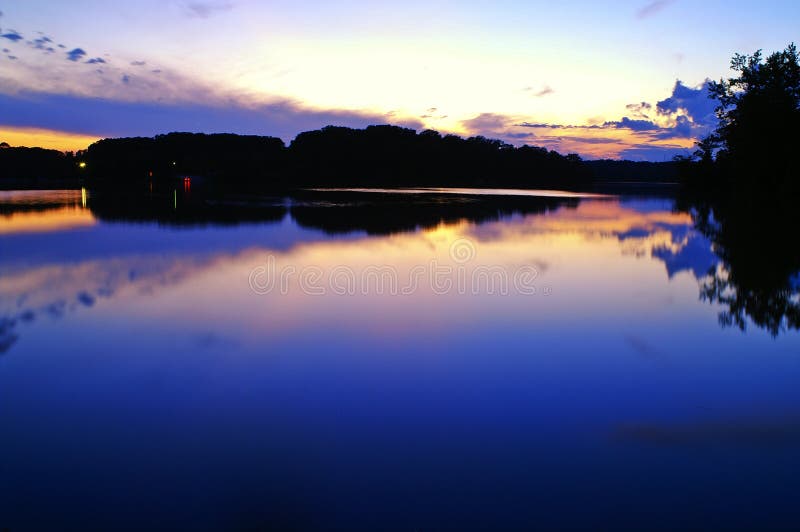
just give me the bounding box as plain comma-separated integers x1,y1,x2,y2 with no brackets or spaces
680,190,800,336
85,188,580,235
289,190,579,235
88,190,288,227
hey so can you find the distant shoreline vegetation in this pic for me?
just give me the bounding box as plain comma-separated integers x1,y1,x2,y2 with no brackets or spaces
0,127,681,190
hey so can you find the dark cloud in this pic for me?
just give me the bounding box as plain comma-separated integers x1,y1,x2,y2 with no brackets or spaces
519,122,602,130
131,60,146,66
1,30,23,42
66,47,87,62
29,35,53,51
561,136,620,145
625,101,652,119
657,80,716,127
626,102,652,111
121,74,131,84
522,80,716,142
0,90,423,142
86,57,106,64
605,117,660,132
504,132,535,140
636,0,676,19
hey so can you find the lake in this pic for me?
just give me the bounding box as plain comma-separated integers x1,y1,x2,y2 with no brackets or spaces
1,187,799,530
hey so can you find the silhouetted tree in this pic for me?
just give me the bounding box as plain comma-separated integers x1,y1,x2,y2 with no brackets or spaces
706,44,800,183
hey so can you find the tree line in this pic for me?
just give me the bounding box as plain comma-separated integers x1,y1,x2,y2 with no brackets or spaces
1,127,681,189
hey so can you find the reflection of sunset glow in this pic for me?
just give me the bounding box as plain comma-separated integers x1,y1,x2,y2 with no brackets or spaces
0,190,95,234
0,207,96,234
1,199,704,344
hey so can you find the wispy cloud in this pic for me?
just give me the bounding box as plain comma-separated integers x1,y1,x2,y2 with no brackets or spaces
636,0,676,19
180,1,234,18
523,85,555,97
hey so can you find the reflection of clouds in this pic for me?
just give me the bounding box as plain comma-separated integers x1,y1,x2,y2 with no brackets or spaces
623,334,666,361
617,416,800,447
0,317,19,354
0,196,720,353
0,254,217,350
652,231,718,279
459,199,718,282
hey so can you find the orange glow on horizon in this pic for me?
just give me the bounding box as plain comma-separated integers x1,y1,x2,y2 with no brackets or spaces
0,126,100,152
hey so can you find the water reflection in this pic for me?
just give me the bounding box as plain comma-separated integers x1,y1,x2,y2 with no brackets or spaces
0,189,701,357
677,189,800,335
2,187,799,356
1,188,799,529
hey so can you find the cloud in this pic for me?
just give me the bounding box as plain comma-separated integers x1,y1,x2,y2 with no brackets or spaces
520,79,716,144
66,48,86,62
605,117,660,132
86,57,106,64
29,35,54,52
130,60,146,66
0,90,423,142
461,112,516,135
1,30,23,42
657,80,716,126
625,101,652,119
181,1,234,18
636,0,676,19
523,85,554,97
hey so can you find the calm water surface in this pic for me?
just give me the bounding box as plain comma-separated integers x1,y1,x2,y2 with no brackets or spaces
1,188,799,530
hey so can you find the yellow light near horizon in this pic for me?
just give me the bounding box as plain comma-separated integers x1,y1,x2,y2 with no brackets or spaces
0,126,100,152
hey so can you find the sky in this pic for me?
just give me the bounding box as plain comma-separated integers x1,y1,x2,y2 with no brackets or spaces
0,1,798,160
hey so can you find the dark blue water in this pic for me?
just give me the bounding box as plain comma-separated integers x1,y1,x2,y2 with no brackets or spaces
1,189,799,530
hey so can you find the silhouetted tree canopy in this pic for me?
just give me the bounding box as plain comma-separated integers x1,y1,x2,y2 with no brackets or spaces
0,146,78,183
694,43,800,186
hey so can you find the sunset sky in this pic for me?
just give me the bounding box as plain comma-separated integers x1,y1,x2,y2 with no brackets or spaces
1,1,798,159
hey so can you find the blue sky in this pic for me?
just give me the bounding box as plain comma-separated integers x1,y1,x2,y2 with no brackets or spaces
1,1,798,159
